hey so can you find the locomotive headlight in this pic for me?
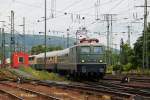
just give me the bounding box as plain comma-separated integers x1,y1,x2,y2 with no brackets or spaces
99,60,103,63
81,60,85,63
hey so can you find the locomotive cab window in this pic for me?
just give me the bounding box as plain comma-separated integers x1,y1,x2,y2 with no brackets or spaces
80,46,90,53
19,57,24,63
93,46,103,53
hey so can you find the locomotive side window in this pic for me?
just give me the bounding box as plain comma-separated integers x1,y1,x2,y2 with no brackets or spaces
19,57,24,63
80,46,90,53
93,46,103,53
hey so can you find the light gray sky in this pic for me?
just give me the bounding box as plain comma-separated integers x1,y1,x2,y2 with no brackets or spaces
0,0,149,48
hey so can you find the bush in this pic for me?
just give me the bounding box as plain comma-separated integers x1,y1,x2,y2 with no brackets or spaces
106,65,113,74
112,64,123,71
123,63,132,72
19,67,66,81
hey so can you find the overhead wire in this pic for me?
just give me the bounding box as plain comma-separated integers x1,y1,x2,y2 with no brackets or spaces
11,0,135,19
107,0,126,13
74,0,117,13
60,0,85,11
0,0,142,45
2,0,143,36
1,0,142,22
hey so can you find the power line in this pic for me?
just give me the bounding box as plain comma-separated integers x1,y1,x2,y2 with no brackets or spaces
7,0,138,28
1,0,138,22
107,0,126,13
12,0,131,17
61,0,85,11
73,0,113,13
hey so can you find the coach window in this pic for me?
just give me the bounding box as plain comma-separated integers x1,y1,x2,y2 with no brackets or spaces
80,46,90,53
51,57,53,60
65,54,68,57
19,57,24,63
29,57,34,61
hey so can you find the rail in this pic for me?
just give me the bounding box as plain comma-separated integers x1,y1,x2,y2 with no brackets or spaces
0,82,60,100
0,89,23,100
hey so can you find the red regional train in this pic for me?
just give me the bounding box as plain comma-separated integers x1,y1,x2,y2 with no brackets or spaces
11,52,29,68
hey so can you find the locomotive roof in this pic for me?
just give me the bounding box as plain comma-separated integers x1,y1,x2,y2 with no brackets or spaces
75,43,103,46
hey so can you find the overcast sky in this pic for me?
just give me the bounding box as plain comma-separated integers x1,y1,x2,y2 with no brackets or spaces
0,0,149,48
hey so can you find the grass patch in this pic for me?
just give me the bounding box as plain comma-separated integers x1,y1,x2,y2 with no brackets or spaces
19,67,67,81
127,68,150,76
0,68,18,80
106,65,150,76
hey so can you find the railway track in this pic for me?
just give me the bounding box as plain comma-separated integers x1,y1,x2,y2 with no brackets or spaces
131,77,150,83
104,74,150,83
0,89,24,100
0,78,149,100
37,80,150,100
0,81,60,100
36,80,137,100
83,81,150,98
101,79,150,90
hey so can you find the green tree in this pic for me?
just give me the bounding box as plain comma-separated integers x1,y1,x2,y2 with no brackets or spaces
48,46,63,51
31,45,45,55
111,53,119,65
124,44,134,63
0,52,2,61
31,45,63,55
119,38,136,71
120,39,134,65
133,37,143,67
133,24,150,68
